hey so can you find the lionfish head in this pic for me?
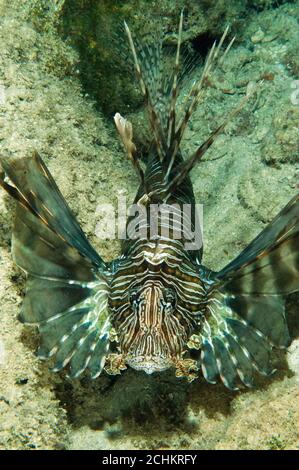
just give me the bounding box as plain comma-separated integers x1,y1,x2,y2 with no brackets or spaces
109,278,193,374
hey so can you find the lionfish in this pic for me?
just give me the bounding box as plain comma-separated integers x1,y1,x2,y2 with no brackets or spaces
0,14,298,390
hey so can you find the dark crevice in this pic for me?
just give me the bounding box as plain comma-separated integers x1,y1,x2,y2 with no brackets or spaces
248,0,295,13
190,31,221,58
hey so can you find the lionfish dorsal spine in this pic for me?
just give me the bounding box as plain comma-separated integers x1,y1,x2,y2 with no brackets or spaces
124,13,251,197
166,10,183,151
124,20,166,162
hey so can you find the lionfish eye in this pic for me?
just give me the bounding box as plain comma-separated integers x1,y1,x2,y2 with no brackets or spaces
163,288,177,307
129,289,139,305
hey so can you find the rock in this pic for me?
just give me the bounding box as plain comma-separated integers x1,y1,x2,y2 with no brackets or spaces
0,0,298,452
261,105,299,166
251,28,265,43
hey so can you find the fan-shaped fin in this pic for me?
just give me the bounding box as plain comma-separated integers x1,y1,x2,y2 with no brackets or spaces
0,153,111,378
199,290,277,389
223,332,254,387
0,152,105,269
216,193,299,295
200,194,298,389
200,339,218,384
212,336,240,391
20,277,93,324
226,318,273,376
227,295,290,348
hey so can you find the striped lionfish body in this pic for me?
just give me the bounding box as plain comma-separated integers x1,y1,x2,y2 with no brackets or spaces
0,14,298,389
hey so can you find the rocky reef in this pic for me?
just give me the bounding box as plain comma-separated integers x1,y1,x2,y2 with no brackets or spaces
0,0,298,450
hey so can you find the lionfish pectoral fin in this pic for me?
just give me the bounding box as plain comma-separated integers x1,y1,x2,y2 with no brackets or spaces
200,293,287,390
0,153,111,379
200,193,299,390
0,152,105,269
216,193,299,295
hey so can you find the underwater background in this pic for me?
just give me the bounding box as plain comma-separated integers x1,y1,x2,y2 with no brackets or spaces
0,0,298,450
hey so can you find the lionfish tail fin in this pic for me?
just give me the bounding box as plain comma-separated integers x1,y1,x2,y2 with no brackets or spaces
199,193,299,390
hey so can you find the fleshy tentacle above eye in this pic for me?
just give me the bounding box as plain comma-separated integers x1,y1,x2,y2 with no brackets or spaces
199,193,299,390
0,152,111,378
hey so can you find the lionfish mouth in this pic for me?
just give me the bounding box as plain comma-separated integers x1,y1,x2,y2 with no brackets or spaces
125,355,173,374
